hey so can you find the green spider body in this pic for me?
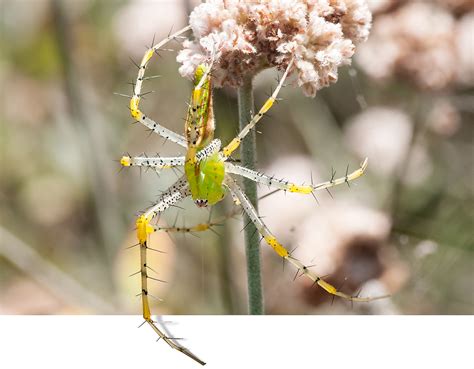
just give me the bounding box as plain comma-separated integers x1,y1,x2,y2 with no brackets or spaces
184,64,226,207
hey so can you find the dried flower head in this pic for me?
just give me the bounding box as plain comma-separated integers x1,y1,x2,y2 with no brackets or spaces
177,0,372,97
294,202,408,311
356,2,459,90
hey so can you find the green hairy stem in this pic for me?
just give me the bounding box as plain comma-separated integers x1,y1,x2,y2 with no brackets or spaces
238,75,264,315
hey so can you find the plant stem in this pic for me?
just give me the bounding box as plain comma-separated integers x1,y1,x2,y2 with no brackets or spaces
238,75,264,314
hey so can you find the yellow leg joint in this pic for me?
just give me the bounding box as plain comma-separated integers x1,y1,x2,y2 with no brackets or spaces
194,223,210,232
120,156,131,167
142,48,154,65
348,158,369,181
288,184,313,194
317,279,337,295
136,215,154,244
130,96,141,119
265,236,289,258
261,97,275,114
223,138,241,157
142,296,151,320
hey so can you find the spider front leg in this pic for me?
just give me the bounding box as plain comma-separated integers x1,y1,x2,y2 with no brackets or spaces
120,154,185,169
225,158,368,195
128,26,191,147
120,139,223,170
221,58,294,158
133,176,205,365
156,204,241,236
224,175,389,303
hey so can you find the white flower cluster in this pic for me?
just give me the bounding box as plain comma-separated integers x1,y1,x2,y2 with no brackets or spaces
177,0,372,97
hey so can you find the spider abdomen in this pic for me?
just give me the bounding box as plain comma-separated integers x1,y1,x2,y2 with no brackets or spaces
185,152,226,207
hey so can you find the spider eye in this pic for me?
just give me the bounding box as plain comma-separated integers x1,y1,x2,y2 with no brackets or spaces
195,199,208,207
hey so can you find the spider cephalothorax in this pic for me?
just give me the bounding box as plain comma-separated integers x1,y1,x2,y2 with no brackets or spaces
184,64,225,207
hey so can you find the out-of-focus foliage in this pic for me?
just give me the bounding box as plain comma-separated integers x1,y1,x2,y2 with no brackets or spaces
0,0,472,315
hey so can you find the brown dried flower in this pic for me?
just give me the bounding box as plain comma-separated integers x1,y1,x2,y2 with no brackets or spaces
177,0,372,97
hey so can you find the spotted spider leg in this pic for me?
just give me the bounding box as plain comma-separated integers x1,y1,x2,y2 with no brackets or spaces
155,209,237,235
224,158,368,194
130,138,223,366
120,139,222,170
129,26,191,147
224,175,389,303
133,175,206,365
221,58,294,158
120,154,185,169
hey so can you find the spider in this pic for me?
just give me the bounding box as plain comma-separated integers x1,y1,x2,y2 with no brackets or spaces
119,26,387,365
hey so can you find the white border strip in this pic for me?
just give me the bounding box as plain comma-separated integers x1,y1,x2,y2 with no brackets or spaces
0,316,471,369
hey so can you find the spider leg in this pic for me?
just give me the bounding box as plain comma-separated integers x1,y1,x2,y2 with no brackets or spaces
225,158,368,194
120,154,185,169
221,58,294,158
312,158,369,191
129,26,191,147
224,175,389,303
134,175,205,365
120,139,222,170
158,183,278,237
157,205,241,235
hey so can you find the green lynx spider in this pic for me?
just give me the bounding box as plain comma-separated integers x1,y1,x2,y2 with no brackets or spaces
120,26,387,365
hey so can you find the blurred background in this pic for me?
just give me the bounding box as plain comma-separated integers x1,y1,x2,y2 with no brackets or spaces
0,0,472,315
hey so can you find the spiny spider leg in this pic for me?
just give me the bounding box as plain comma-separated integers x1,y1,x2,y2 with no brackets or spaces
312,158,368,190
221,58,294,158
224,175,389,303
134,176,205,365
155,183,288,236
129,26,191,147
121,154,185,169
157,212,233,234
225,158,368,194
120,139,222,170
156,202,243,235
